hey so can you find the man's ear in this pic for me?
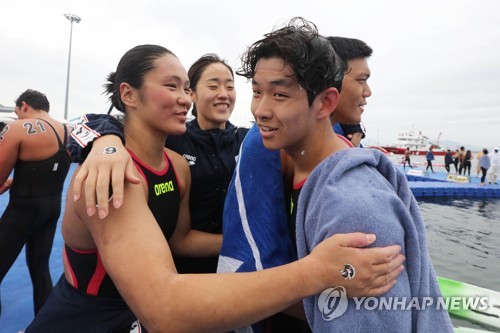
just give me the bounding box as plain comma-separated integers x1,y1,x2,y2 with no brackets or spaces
20,101,30,113
316,87,339,120
16,101,31,117
120,82,137,108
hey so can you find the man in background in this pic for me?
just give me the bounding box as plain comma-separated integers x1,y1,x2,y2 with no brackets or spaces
0,89,71,316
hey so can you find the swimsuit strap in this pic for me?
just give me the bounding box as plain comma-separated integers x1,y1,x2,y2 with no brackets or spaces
35,118,68,150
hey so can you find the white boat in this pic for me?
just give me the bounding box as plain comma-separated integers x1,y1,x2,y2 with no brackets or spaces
380,130,447,156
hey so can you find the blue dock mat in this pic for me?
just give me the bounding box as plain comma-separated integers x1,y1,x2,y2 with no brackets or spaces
409,181,500,198
395,166,500,199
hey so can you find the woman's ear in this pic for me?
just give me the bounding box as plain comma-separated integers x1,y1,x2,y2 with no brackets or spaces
189,90,196,103
316,87,340,120
120,82,136,108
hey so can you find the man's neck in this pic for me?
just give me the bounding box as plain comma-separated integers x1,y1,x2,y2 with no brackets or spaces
21,109,49,120
287,123,350,184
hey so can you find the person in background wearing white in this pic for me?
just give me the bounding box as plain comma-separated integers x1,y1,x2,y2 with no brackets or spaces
487,147,499,184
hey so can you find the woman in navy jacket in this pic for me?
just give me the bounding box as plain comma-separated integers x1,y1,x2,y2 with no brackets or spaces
68,54,248,273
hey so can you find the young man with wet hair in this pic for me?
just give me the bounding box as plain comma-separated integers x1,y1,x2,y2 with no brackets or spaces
236,18,453,332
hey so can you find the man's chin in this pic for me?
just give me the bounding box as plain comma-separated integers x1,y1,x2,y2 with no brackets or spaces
261,139,281,151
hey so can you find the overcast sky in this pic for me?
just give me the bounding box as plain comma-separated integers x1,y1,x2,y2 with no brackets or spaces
1,0,499,148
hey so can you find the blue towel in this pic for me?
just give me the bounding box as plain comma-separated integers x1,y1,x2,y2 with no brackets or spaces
217,123,295,272
217,124,295,333
296,148,454,332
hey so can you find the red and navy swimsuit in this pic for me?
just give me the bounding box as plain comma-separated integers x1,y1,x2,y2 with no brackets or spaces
64,150,181,298
26,150,182,332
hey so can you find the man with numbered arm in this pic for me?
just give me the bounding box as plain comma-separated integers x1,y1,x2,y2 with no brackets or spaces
0,89,71,316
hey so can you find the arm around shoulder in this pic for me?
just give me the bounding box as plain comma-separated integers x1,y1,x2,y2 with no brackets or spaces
68,113,125,163
74,164,373,332
71,133,140,218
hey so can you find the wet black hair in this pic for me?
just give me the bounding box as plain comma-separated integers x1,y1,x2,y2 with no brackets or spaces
15,89,50,112
237,17,344,106
105,44,175,114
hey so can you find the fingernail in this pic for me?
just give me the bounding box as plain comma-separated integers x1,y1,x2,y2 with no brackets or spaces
99,209,107,219
74,194,79,201
366,234,376,242
113,199,121,208
87,207,95,216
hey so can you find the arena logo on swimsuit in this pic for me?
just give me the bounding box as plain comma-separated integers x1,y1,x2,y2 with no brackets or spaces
154,180,175,196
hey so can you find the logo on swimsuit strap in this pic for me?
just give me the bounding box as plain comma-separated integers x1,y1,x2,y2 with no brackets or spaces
154,180,175,196
183,154,197,166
